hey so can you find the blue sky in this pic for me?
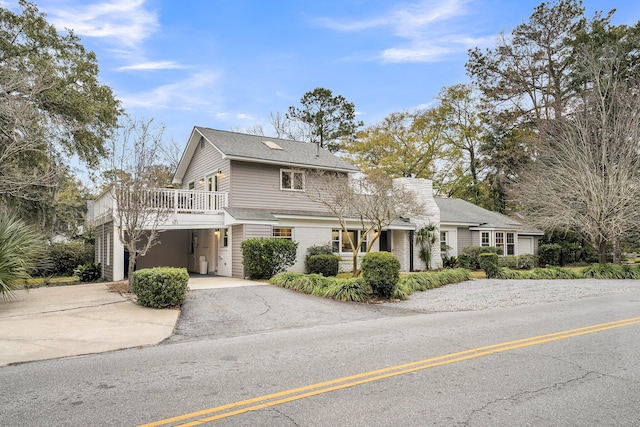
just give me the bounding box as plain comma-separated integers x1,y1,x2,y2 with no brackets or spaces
13,0,640,144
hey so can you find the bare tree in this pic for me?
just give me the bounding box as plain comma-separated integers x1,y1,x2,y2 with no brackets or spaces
516,46,640,263
306,170,425,275
105,117,170,289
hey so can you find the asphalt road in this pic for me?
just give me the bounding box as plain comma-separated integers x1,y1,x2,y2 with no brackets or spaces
2,282,640,426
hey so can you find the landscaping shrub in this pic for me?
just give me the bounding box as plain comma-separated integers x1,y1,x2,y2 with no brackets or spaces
478,253,500,278
0,212,45,301
457,246,501,270
498,255,539,270
361,252,400,299
581,264,640,279
43,241,94,276
307,254,340,277
324,277,370,302
442,255,458,269
494,266,580,280
538,243,562,266
270,272,331,295
132,267,189,308
241,238,299,279
397,269,471,292
304,244,334,273
73,263,102,282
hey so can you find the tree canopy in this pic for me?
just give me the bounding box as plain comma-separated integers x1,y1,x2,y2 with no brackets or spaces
287,87,363,152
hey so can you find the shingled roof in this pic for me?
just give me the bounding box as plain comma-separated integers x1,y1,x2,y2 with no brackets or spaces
435,197,543,234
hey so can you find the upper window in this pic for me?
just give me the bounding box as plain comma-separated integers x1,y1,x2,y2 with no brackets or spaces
281,169,304,191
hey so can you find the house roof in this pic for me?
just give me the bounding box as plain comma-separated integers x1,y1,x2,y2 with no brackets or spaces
173,127,359,184
435,197,543,235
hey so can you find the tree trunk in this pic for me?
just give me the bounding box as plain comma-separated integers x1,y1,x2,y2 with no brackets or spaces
612,237,622,264
596,237,608,264
127,252,137,292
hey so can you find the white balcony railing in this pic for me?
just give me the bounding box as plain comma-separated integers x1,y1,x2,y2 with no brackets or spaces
121,188,228,215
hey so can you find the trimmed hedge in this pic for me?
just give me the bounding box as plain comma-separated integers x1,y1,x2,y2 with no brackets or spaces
499,255,538,270
457,246,502,270
304,244,334,273
478,253,500,278
361,252,400,299
307,254,340,277
241,238,299,279
132,267,189,308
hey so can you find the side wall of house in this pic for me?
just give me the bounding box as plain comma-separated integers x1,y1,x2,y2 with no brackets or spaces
181,139,230,192
229,161,337,212
94,222,114,281
457,227,472,255
231,224,272,278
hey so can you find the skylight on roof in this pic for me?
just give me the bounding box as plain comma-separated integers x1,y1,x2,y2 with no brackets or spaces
262,140,283,150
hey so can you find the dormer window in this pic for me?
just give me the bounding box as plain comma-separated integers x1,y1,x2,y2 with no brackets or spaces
281,169,304,191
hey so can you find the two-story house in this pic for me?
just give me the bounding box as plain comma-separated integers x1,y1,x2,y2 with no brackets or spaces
92,127,541,281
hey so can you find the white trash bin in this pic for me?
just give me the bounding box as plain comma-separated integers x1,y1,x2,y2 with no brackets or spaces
199,255,208,274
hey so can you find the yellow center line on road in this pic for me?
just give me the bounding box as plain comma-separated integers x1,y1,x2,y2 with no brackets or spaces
140,316,640,427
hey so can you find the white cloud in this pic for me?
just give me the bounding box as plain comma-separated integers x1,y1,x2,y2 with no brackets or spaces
118,71,221,110
46,0,159,47
116,61,187,71
315,0,482,63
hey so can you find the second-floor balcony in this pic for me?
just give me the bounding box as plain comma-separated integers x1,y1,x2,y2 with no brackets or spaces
93,188,229,229
133,188,229,215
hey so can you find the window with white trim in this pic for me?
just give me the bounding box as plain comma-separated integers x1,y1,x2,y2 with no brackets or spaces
332,229,367,253
481,231,490,246
106,233,111,266
272,227,293,240
506,232,515,255
495,232,504,253
281,169,304,191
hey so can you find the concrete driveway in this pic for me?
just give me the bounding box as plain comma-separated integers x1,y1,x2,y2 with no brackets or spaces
0,276,262,366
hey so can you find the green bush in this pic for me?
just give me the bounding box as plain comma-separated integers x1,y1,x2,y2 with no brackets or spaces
42,241,94,276
498,255,539,270
538,243,562,266
479,253,500,278
307,254,340,277
73,263,101,282
494,266,581,280
0,213,45,301
132,267,189,308
457,246,502,270
241,238,299,279
581,264,640,279
304,244,334,273
397,269,471,292
361,252,400,299
442,255,458,269
324,277,370,302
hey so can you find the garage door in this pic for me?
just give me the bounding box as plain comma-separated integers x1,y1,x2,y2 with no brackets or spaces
518,237,533,255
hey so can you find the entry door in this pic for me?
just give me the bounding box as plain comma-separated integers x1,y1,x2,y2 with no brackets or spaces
206,174,218,210
379,230,392,252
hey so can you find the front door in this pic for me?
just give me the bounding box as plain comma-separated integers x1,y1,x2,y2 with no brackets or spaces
379,230,391,252
206,174,219,210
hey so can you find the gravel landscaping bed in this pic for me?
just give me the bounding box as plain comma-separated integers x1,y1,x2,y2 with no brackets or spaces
392,279,640,312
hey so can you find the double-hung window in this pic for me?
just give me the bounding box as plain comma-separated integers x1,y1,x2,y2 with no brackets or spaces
481,231,490,246
506,232,515,255
495,232,504,254
440,231,448,252
281,169,304,191
332,229,367,253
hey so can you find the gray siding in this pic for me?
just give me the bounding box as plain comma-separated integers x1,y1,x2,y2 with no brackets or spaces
457,227,472,255
229,161,334,212
182,139,230,192
231,224,271,278
95,222,114,281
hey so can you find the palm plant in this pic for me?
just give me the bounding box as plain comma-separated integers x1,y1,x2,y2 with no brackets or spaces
0,212,44,301
415,222,439,270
